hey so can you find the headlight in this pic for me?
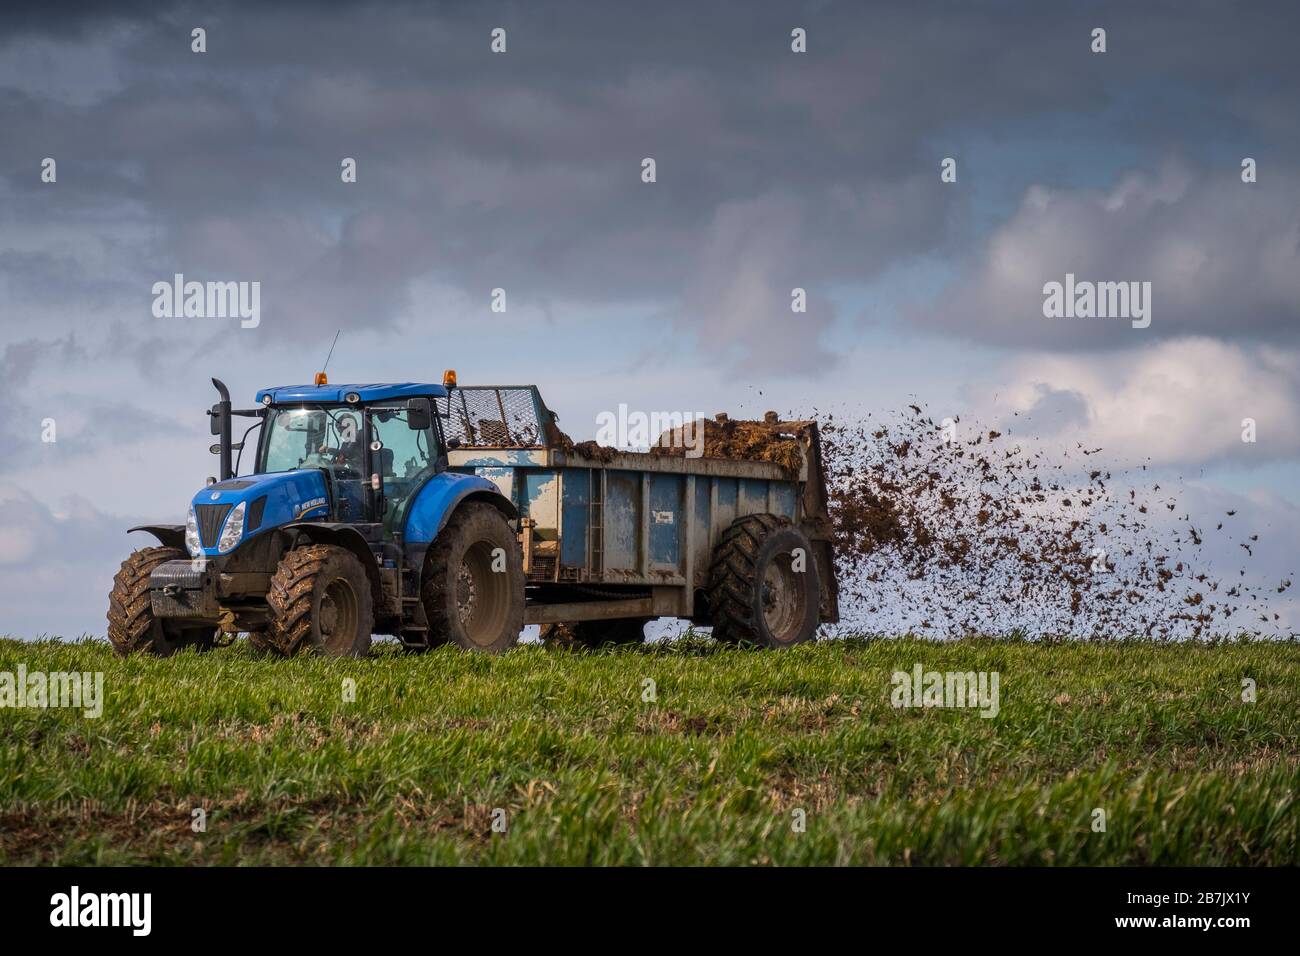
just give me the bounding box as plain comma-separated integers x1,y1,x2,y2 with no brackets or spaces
217,500,246,553
185,506,202,557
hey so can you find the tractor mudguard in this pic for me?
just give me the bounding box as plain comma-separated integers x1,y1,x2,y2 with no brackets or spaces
403,472,517,545
127,524,187,550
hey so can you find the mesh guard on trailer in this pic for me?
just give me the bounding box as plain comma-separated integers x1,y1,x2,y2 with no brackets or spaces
436,386,554,448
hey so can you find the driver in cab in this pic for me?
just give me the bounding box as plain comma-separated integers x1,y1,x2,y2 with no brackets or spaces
326,412,364,475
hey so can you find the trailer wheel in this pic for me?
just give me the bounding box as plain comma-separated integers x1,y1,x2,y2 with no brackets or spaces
422,502,525,653
572,617,650,647
106,547,219,657
707,514,821,648
266,544,373,657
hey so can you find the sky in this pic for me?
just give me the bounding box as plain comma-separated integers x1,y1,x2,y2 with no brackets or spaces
1,0,1297,637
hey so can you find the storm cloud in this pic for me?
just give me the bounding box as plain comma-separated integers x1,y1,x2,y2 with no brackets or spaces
2,1,1296,366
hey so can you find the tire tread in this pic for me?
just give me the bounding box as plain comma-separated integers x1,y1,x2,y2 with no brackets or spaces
707,513,790,645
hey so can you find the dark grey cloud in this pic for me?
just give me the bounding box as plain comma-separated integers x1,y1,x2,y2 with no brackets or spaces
911,160,1300,349
0,334,86,386
2,0,1300,370
5,0,1294,371
0,483,149,639
0,336,192,474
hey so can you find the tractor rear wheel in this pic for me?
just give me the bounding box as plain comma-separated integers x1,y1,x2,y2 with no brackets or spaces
106,547,219,657
266,544,373,657
571,617,650,647
422,503,525,653
707,514,820,649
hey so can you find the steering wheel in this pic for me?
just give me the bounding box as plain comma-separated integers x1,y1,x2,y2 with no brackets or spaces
301,447,361,477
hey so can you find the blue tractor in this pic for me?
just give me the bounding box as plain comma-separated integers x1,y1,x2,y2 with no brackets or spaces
108,373,839,656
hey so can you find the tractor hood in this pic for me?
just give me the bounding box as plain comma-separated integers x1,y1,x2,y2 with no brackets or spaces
188,469,329,556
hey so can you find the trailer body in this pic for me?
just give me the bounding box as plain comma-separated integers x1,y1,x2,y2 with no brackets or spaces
443,430,835,627
432,385,837,629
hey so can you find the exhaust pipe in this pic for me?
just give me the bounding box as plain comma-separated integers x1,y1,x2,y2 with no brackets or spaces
211,378,233,481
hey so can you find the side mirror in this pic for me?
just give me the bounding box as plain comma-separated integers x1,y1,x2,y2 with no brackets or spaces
407,398,432,431
209,405,222,436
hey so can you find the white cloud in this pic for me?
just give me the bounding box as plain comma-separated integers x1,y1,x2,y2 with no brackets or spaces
976,337,1300,467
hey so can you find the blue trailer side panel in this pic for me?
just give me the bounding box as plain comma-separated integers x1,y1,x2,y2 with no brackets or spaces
604,470,640,572
714,477,737,539
771,482,797,519
739,478,769,515
561,468,590,570
521,470,560,531
445,450,810,597
648,473,683,569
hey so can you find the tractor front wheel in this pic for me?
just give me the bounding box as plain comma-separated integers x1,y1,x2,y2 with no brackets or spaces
266,544,373,657
106,547,219,656
422,503,525,653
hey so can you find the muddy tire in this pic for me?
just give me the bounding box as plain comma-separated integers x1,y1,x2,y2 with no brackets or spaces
246,631,277,656
421,502,524,653
107,547,219,657
571,617,650,647
266,544,373,657
707,514,820,649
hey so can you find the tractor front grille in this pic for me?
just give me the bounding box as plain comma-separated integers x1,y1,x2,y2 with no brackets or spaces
195,503,233,548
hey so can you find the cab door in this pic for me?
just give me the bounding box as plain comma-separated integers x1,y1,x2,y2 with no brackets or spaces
366,400,438,535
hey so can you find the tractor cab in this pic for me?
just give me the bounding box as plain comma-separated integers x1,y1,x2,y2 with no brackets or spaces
253,381,447,532
179,377,455,565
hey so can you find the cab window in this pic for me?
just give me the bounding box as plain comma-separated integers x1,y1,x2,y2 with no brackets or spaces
368,401,438,529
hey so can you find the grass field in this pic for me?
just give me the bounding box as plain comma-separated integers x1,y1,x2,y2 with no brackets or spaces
1,635,1297,865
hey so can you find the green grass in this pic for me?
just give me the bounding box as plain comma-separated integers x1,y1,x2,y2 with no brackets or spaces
1,635,1297,865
